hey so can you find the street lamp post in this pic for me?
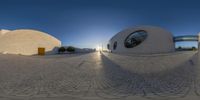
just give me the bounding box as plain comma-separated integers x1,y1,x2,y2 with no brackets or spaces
102,44,103,52
198,33,200,53
198,33,200,67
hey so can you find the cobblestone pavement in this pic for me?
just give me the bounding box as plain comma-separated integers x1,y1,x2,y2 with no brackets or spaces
0,51,198,100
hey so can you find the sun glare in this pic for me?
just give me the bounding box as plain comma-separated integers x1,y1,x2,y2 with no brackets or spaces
96,46,102,51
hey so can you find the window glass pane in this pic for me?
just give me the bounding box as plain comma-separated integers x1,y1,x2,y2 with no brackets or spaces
124,30,147,48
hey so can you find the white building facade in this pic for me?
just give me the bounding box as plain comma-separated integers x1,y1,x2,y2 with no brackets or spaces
108,26,175,54
0,29,61,55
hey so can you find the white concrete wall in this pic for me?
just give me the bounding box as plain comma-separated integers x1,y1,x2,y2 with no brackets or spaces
0,29,61,55
109,26,175,54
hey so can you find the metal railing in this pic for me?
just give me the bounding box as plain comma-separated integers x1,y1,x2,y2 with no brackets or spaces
174,35,198,42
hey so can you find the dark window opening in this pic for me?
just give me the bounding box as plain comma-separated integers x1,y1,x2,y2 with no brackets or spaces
124,30,147,48
107,44,110,50
113,42,117,50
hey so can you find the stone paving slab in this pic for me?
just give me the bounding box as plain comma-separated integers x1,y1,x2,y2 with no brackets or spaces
0,51,198,100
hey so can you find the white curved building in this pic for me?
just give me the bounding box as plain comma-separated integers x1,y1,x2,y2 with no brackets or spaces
0,29,61,55
108,26,175,54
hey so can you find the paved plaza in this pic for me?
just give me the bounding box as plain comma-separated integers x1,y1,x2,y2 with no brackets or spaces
0,51,199,100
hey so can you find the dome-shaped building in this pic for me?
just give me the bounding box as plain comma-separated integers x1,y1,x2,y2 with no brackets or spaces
108,26,175,54
0,29,61,55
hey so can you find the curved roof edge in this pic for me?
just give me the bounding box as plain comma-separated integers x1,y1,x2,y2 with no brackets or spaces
0,29,11,35
4,29,62,45
110,25,173,41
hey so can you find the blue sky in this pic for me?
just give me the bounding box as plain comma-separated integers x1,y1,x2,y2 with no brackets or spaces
0,0,199,48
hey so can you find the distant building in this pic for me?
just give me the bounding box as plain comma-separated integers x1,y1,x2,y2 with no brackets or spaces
75,48,95,53
107,26,175,54
0,29,61,55
61,46,95,53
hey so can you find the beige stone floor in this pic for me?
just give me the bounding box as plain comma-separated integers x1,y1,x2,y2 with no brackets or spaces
0,51,198,100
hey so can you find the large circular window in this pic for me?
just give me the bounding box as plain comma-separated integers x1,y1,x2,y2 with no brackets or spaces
124,30,147,48
113,41,117,50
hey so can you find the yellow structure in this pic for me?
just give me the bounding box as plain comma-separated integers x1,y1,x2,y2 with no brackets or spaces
38,48,45,55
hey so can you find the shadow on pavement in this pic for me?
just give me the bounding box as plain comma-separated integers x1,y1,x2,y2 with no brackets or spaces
96,53,197,99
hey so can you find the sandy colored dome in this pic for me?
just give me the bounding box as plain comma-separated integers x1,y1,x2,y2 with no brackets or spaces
0,29,61,55
108,26,175,54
